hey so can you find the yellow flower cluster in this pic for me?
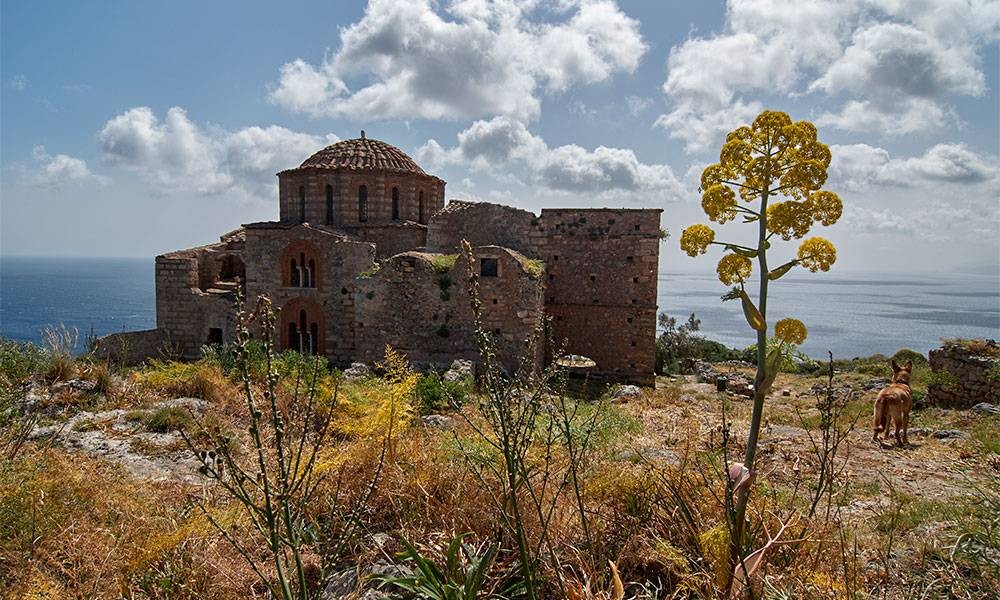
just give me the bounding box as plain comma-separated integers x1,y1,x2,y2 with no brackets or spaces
701,185,738,223
808,190,843,226
680,224,715,257
766,201,813,240
717,253,752,285
765,190,843,240
797,237,837,272
774,318,808,345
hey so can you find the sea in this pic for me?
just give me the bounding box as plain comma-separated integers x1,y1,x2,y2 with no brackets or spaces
1,256,998,360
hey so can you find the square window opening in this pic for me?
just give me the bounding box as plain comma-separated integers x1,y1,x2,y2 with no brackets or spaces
480,257,499,277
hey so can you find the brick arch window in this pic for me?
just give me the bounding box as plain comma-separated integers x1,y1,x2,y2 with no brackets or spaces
281,241,322,289
358,185,368,223
418,190,425,224
281,299,324,356
297,185,306,223
391,186,400,221
325,184,334,225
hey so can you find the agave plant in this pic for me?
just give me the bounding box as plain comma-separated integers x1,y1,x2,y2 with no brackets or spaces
377,533,522,600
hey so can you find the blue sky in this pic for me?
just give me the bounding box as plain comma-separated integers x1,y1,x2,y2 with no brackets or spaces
2,0,998,275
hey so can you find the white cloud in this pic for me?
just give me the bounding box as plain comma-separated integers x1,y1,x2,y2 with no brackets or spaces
417,116,685,199
268,0,646,122
830,142,998,190
97,107,337,199
28,146,109,187
10,75,28,91
657,0,1000,151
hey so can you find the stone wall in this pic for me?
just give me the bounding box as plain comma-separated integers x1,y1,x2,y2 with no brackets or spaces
243,222,376,364
344,222,430,258
425,200,538,256
927,341,1000,408
278,169,445,228
354,247,544,372
154,235,245,360
92,328,167,366
536,208,662,385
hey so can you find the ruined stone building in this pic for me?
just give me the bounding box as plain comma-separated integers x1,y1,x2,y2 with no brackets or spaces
101,134,662,384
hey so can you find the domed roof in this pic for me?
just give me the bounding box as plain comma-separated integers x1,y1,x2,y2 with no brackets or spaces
298,131,428,176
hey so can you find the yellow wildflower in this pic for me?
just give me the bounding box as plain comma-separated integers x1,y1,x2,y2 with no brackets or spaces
717,253,752,285
774,318,808,345
701,185,738,223
700,163,731,190
679,224,715,257
808,190,842,226
797,237,837,272
779,159,827,200
766,201,812,240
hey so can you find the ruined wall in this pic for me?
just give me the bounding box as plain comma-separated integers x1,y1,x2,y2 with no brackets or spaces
243,222,376,364
927,341,1000,408
354,247,544,371
278,169,445,227
155,252,239,361
537,208,662,385
425,200,538,256
92,328,166,366
344,222,429,258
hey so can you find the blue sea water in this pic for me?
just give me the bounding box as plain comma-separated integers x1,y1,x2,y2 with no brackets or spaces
1,257,998,359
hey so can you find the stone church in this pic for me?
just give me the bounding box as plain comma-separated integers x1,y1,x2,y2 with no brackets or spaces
99,133,662,384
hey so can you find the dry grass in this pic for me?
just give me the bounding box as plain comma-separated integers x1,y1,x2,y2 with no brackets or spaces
2,343,998,599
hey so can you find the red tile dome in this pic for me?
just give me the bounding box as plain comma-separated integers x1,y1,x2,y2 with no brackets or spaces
299,131,427,176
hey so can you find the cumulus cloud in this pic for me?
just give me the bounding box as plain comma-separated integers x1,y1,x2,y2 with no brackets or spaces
831,142,999,240
657,0,1000,152
829,142,998,191
417,116,685,200
97,107,337,199
268,0,645,122
28,146,109,187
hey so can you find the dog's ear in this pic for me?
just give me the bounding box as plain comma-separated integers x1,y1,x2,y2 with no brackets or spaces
904,359,912,370
891,359,901,373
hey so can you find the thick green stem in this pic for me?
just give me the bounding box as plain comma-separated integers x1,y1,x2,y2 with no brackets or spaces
730,151,772,573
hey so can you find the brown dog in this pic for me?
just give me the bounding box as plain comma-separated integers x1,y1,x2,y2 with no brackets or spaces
873,359,913,446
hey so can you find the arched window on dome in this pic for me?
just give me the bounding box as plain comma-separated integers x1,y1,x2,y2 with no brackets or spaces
325,185,334,225
358,185,369,223
391,187,400,221
418,191,425,224
298,186,306,223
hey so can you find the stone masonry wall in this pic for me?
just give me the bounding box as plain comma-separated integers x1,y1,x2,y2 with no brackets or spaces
278,169,444,227
536,208,662,385
354,247,544,372
92,328,167,366
927,341,1000,408
344,222,429,259
243,223,376,364
425,200,538,256
155,247,239,360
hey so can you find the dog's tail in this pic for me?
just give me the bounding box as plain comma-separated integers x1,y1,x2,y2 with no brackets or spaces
873,396,886,434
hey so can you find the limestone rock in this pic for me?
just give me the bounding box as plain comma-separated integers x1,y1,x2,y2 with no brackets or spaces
443,359,474,383
971,402,999,415
343,362,373,381
421,414,454,429
612,384,642,402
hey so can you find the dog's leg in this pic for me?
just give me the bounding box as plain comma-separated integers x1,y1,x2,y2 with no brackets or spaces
902,406,910,446
873,397,885,442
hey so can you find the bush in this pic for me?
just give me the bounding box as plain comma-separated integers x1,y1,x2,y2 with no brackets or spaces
655,313,740,374
134,360,228,402
0,339,51,386
145,406,192,433
415,373,472,414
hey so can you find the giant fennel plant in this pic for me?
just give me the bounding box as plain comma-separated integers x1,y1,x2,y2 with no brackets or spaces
678,110,841,576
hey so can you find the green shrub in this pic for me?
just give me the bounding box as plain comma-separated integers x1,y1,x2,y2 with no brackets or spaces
145,406,192,433
0,339,51,385
430,254,458,274
415,373,471,414
655,313,741,374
